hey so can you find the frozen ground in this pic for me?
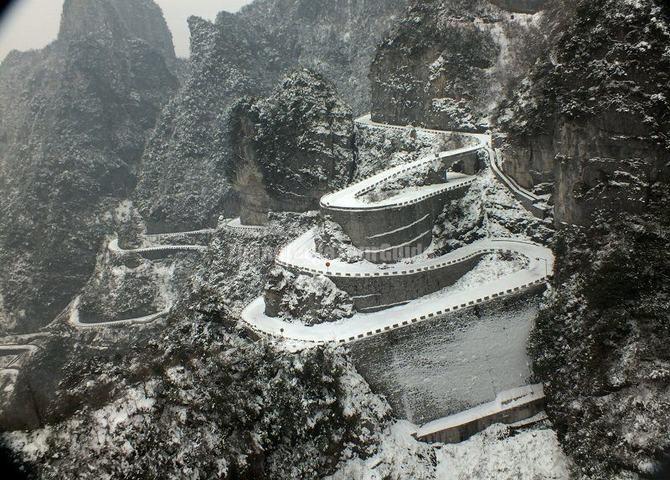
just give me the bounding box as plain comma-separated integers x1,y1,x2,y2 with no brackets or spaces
328,420,572,480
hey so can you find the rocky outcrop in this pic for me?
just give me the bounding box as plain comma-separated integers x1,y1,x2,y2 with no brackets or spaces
133,0,407,231
229,70,355,225
59,0,176,64
264,268,355,325
78,250,169,324
497,0,670,225
370,0,546,132
0,0,178,332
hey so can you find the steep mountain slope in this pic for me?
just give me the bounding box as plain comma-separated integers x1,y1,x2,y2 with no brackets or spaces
238,0,409,115
230,70,355,225
370,0,547,131
0,0,178,332
133,0,407,232
497,0,670,225
504,0,670,477
2,215,390,479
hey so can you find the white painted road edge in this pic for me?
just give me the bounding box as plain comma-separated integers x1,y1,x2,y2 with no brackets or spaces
241,237,553,345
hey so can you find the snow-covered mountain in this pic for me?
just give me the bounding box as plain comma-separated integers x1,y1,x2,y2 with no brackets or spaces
0,0,668,479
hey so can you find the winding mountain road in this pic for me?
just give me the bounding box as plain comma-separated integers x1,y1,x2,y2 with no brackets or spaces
241,116,554,346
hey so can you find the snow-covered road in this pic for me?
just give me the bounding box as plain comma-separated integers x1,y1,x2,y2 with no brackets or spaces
108,238,206,257
241,116,554,346
67,296,170,329
242,237,553,345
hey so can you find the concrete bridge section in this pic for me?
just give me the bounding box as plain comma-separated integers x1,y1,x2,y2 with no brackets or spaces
67,296,170,330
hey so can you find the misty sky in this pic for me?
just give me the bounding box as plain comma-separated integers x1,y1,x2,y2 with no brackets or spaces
0,0,252,60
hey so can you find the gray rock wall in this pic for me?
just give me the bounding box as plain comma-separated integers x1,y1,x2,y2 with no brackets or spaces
332,255,482,312
370,0,543,132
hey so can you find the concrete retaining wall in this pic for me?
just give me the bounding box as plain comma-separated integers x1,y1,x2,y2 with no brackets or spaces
336,255,481,312
323,181,473,263
418,394,545,444
348,292,542,425
280,250,486,312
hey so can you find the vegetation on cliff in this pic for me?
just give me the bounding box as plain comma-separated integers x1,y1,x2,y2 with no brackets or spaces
520,2,670,477
0,0,178,332
229,70,354,224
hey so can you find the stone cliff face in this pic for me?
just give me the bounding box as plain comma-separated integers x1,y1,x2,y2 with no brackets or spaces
229,70,355,225
0,0,178,332
370,0,545,132
59,0,176,64
497,0,670,225
133,13,282,232
133,0,406,232
530,204,670,478
512,1,670,477
239,0,409,114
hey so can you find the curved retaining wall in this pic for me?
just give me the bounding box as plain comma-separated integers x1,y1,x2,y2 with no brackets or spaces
335,253,482,312
276,234,542,314
321,150,482,263
279,248,485,312
325,178,475,263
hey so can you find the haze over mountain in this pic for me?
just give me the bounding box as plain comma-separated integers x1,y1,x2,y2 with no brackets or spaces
0,0,252,59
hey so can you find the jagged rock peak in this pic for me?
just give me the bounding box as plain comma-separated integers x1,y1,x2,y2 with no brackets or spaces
58,0,175,60
230,69,355,225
